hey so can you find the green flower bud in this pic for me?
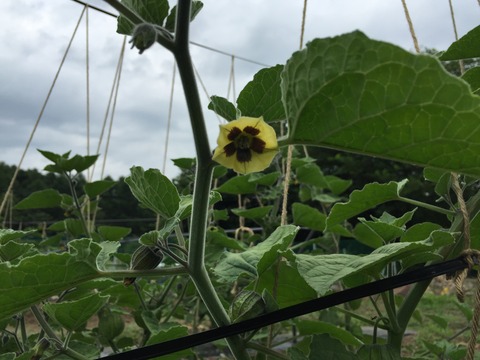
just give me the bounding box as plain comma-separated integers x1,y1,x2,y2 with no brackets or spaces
31,338,50,360
129,23,157,54
123,245,163,286
98,307,124,342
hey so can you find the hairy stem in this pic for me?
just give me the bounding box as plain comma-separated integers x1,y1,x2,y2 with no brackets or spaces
174,2,249,359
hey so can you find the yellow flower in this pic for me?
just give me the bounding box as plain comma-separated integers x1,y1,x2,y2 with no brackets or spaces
212,116,278,174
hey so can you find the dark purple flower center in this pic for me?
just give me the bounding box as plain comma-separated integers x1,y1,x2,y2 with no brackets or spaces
224,126,266,163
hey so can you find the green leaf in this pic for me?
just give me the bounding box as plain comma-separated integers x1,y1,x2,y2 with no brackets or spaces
293,203,326,232
43,293,109,331
248,171,281,186
117,0,170,35
440,25,480,60
164,1,203,32
215,175,257,195
214,225,298,282
426,314,449,328
0,241,35,262
0,229,36,245
207,230,246,251
145,324,194,359
84,180,116,198
356,344,402,359
125,166,180,218
308,334,356,359
253,260,317,308
284,231,453,295
171,157,195,170
96,241,121,271
355,218,404,245
423,167,451,196
14,189,62,209
326,180,408,229
97,226,131,242
208,95,237,121
462,67,480,94
139,216,180,246
295,319,363,347
0,239,101,321
400,222,442,242
296,164,351,195
231,206,273,219
283,31,480,177
62,154,99,173
237,65,286,123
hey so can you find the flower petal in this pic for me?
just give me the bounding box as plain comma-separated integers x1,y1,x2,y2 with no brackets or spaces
212,116,279,174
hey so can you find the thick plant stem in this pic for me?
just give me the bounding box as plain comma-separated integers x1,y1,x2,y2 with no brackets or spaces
391,190,480,352
174,1,249,359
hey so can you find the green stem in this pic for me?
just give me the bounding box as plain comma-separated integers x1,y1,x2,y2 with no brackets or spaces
31,305,90,360
65,173,90,237
397,196,455,216
173,2,249,359
391,190,480,350
247,341,288,360
334,306,389,329
103,0,174,51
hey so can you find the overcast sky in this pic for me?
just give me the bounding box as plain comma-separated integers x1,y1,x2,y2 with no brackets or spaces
0,0,478,181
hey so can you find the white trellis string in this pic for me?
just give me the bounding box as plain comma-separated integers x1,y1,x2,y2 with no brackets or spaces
0,6,87,219
192,62,222,123
85,4,92,181
280,0,308,226
99,40,126,180
400,0,421,53
448,0,465,74
226,55,236,102
162,62,177,175
90,36,127,180
91,37,126,227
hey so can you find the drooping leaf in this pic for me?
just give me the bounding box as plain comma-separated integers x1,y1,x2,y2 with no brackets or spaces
293,203,326,232
117,0,170,35
252,260,317,308
207,230,246,251
214,225,298,282
125,166,180,218
42,293,109,331
84,180,116,198
215,175,257,195
97,226,131,242
354,218,405,247
295,319,363,347
326,180,408,229
400,222,442,243
248,171,281,186
284,231,453,295
14,189,62,210
208,96,237,121
283,31,480,177
470,211,480,250
440,25,480,61
145,324,194,359
231,206,273,219
237,65,286,123
296,163,351,195
356,344,402,359
308,334,356,360
0,239,101,321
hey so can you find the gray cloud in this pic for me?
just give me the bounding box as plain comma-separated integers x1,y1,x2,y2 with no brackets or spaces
1,0,478,180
